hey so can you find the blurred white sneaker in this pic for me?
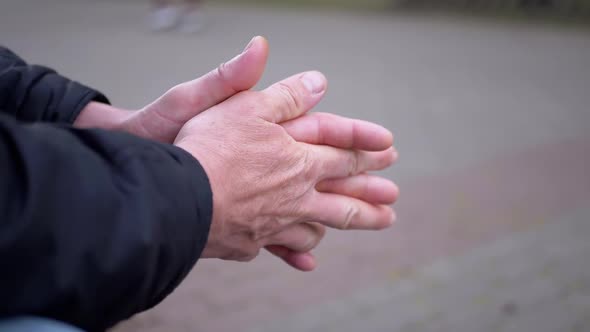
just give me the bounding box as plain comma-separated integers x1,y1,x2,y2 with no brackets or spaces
178,10,203,34
149,6,180,32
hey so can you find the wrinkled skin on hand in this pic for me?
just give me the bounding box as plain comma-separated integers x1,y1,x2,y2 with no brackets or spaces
174,71,397,262
76,37,399,271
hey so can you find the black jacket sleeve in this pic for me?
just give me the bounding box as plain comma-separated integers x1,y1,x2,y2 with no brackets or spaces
0,113,213,331
0,46,109,124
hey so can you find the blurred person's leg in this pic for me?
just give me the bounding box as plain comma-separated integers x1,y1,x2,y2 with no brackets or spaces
149,0,181,32
179,0,204,33
0,317,82,332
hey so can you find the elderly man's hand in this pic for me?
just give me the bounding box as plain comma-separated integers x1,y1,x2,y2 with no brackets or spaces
75,36,399,271
174,69,398,266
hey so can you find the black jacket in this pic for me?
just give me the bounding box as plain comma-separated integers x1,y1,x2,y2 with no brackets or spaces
0,47,213,331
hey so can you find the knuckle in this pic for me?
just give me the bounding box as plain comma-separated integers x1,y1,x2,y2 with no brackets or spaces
165,83,183,98
164,83,188,105
213,61,239,95
172,82,201,110
341,204,360,230
236,246,260,262
267,122,288,138
239,92,265,116
348,150,361,176
215,61,230,85
295,198,314,221
288,147,319,187
275,82,302,117
301,148,319,180
253,217,283,242
306,225,326,250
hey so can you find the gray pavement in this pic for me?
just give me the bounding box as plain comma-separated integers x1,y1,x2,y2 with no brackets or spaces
253,202,590,332
2,0,590,331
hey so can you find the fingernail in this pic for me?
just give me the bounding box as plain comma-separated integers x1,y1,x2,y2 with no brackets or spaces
301,71,326,94
243,36,258,53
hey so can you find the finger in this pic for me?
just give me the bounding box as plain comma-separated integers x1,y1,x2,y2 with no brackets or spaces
263,222,326,253
148,36,268,125
309,145,398,180
316,174,399,205
281,112,394,151
302,192,396,230
265,245,318,272
257,71,327,123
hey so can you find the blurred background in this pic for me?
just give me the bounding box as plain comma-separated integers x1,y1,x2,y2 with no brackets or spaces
2,0,589,331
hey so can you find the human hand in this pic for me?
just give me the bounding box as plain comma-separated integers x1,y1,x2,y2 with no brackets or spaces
265,111,401,271
76,36,399,271
174,70,398,267
74,36,269,143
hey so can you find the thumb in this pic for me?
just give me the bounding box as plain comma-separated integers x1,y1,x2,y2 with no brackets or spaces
139,36,269,141
168,35,269,115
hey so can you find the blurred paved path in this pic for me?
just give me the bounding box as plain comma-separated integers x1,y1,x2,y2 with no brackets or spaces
2,1,590,331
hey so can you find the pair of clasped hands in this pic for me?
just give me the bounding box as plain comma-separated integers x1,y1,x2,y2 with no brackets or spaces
75,37,399,272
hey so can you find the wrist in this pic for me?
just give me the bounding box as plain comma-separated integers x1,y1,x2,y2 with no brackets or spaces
73,101,132,130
